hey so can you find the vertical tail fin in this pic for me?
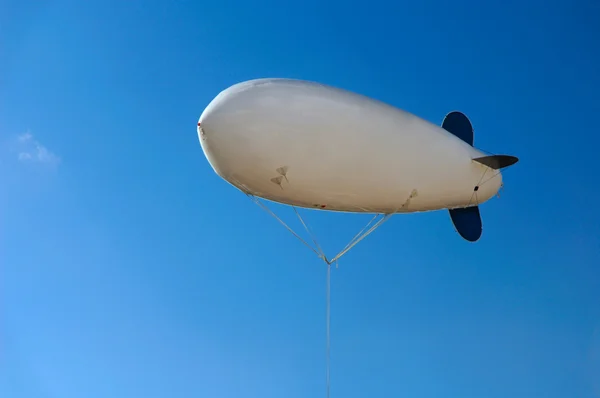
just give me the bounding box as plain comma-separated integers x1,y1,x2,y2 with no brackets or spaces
442,111,480,241
449,206,482,242
442,111,474,146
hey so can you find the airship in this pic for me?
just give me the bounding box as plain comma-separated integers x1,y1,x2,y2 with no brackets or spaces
197,78,518,243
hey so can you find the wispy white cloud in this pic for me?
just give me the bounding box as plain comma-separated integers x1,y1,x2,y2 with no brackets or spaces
15,132,60,166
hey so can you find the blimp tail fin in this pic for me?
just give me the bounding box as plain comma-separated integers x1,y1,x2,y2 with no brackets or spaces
449,206,482,242
441,111,474,146
473,154,519,170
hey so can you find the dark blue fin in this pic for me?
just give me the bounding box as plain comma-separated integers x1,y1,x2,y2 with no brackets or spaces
442,111,474,146
449,206,482,242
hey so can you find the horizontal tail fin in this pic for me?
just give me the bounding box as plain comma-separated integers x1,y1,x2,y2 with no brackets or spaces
473,154,519,170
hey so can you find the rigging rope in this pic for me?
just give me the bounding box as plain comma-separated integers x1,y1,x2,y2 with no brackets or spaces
248,193,393,264
247,194,324,259
329,213,393,264
247,193,397,398
326,260,331,398
293,206,326,260
467,165,503,206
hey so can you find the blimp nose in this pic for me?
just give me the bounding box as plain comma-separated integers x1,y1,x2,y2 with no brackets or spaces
197,92,219,134
197,90,245,180
197,100,221,169
198,102,214,126
197,106,213,142
198,97,222,144
198,82,240,132
197,118,207,142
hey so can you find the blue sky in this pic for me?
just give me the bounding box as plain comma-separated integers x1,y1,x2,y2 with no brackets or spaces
2,0,600,397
